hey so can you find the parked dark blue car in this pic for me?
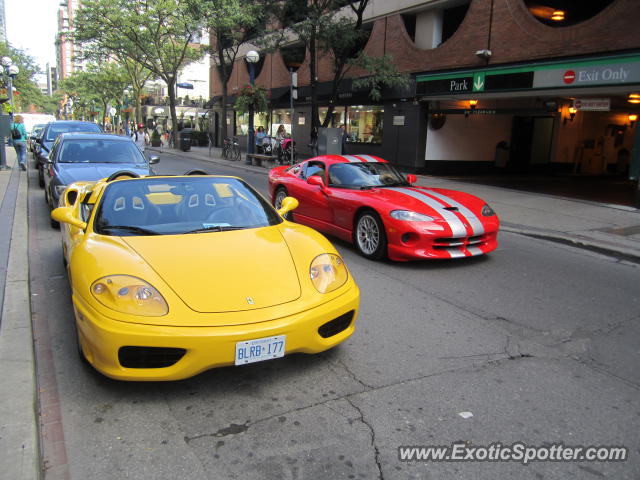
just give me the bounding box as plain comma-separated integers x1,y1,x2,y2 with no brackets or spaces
34,120,103,188
43,133,159,227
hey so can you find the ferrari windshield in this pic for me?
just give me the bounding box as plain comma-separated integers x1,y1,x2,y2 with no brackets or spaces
58,139,146,164
328,162,409,188
94,177,281,236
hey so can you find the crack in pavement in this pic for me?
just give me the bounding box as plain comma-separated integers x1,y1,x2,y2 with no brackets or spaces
345,397,383,480
182,357,532,446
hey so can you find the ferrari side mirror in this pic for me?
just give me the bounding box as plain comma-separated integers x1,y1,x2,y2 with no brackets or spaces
277,196,299,217
51,206,87,230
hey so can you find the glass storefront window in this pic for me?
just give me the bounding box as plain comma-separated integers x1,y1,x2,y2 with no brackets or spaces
346,105,384,144
319,106,346,128
271,109,292,136
235,112,269,136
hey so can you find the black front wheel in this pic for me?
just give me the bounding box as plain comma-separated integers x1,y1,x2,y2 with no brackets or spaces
38,165,45,188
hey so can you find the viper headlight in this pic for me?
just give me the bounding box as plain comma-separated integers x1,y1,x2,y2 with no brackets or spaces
91,275,168,316
390,210,435,222
481,204,496,216
310,254,348,294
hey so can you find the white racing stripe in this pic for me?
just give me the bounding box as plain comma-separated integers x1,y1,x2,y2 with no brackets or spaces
357,154,379,162
422,189,485,236
445,247,466,258
342,155,362,163
467,246,484,256
387,188,467,237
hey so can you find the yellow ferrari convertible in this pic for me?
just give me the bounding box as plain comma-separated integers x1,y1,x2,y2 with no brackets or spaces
52,173,360,381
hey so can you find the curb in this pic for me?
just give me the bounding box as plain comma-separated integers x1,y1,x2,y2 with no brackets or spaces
501,223,640,264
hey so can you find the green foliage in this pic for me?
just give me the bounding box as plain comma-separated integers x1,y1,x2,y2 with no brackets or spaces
74,0,204,83
234,84,269,115
59,63,128,124
351,54,410,101
0,41,56,114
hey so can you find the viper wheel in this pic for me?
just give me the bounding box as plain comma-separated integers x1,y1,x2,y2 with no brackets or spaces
354,210,387,260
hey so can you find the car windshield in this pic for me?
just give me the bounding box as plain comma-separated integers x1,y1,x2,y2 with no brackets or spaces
94,177,282,236
58,139,146,164
46,123,101,141
327,162,409,188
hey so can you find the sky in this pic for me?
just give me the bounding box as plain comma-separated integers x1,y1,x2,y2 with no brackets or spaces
5,0,60,72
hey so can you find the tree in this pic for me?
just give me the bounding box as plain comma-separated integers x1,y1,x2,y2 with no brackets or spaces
0,41,57,114
277,0,408,136
59,64,128,128
121,58,154,125
189,0,270,142
74,0,204,146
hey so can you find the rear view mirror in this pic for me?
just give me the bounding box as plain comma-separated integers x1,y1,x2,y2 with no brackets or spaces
406,174,417,185
149,155,160,164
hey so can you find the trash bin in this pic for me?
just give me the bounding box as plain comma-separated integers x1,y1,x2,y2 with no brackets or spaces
179,128,193,152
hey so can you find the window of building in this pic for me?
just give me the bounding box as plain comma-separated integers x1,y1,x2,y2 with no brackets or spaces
319,106,346,128
271,109,292,136
235,112,269,136
525,1,614,27
345,105,383,144
280,43,306,72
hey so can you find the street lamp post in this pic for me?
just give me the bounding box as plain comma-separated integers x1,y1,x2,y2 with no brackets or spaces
245,50,259,165
0,56,19,170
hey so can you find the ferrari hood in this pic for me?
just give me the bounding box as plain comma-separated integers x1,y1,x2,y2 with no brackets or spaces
370,186,489,237
122,227,301,313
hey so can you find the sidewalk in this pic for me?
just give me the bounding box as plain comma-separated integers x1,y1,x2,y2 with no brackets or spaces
149,145,640,263
0,146,38,479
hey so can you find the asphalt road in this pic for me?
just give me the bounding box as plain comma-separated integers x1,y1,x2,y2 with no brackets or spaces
28,152,639,479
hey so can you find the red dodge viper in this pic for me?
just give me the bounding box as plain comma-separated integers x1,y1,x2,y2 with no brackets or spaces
268,154,500,261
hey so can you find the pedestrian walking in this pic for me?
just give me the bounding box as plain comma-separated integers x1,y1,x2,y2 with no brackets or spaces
10,115,28,171
339,124,348,154
131,123,146,152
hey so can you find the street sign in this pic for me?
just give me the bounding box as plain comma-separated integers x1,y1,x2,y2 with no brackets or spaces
573,98,610,111
473,73,485,92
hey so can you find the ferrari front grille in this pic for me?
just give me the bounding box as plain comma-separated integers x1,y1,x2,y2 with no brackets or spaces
318,311,354,338
118,346,186,368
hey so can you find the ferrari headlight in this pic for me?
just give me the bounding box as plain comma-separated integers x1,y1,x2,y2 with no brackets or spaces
91,275,168,316
390,210,434,222
310,254,348,294
481,204,496,216
54,184,67,196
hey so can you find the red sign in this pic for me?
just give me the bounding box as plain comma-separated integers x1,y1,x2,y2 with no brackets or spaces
563,70,576,84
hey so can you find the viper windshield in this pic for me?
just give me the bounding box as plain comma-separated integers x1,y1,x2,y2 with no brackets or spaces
327,162,409,189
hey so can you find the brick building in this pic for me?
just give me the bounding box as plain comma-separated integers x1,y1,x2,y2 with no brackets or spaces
209,0,640,180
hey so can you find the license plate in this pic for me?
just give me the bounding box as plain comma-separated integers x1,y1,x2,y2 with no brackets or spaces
235,335,286,365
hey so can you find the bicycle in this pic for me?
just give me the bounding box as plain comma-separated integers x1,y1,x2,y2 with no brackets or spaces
222,137,241,161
